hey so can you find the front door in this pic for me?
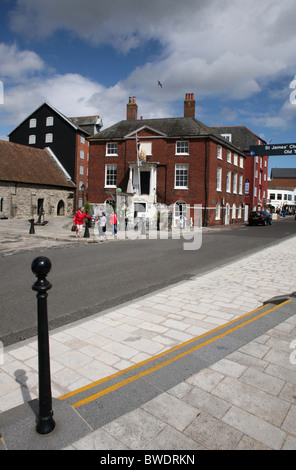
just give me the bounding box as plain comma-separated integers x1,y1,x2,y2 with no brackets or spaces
140,172,150,195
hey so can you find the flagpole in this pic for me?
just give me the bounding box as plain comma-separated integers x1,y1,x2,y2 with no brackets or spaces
136,133,141,195
136,133,141,167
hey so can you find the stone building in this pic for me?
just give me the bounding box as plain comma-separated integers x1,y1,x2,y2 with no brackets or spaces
0,140,75,219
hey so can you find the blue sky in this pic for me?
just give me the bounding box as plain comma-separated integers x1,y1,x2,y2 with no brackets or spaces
1,0,296,174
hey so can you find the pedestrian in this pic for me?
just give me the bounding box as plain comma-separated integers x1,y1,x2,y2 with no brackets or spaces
73,207,91,238
109,210,118,236
99,212,107,238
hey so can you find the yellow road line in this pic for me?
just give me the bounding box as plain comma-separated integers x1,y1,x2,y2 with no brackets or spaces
67,299,291,408
59,303,266,401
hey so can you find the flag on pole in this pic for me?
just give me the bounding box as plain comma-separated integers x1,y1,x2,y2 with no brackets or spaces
136,133,141,167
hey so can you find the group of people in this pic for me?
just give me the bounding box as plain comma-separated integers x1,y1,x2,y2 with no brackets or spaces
73,207,118,239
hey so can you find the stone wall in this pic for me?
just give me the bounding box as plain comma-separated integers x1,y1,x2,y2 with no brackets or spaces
0,182,74,219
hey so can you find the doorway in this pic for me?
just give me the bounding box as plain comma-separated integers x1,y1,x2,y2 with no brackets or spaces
140,172,150,195
57,200,65,216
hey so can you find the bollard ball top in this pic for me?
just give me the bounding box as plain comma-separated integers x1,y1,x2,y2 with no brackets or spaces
31,256,52,278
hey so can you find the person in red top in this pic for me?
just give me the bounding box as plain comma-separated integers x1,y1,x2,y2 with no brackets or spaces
109,210,118,236
73,207,91,238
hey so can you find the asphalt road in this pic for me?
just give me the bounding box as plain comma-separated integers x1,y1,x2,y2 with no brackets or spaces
1,218,295,346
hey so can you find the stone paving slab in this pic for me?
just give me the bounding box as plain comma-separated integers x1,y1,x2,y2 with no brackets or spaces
0,219,296,450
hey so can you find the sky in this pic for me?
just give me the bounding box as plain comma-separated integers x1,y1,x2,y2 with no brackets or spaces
0,0,296,174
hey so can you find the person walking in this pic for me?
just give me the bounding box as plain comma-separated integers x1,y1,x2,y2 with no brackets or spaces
73,207,91,238
99,212,107,238
109,210,118,237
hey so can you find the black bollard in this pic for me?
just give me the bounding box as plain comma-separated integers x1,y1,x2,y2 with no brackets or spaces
29,218,35,234
84,218,90,238
31,257,55,435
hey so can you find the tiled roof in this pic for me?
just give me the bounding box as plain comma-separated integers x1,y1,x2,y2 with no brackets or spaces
212,126,266,152
88,118,246,155
0,140,75,188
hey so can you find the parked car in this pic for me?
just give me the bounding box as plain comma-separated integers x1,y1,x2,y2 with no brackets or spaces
248,211,272,226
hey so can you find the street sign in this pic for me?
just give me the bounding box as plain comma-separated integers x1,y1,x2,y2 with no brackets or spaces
249,143,296,156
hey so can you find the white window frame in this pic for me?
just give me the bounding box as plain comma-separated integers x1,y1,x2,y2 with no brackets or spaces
238,204,242,219
221,133,232,142
227,150,231,163
46,116,54,126
216,167,222,191
79,165,84,176
239,175,243,195
239,157,244,168
217,145,222,160
29,118,37,128
29,135,36,144
45,133,53,143
176,141,189,155
140,142,152,156
233,153,238,166
106,142,118,156
105,164,117,188
80,150,84,159
175,164,188,189
232,203,236,219
215,203,221,220
226,171,231,193
80,135,85,144
233,173,237,194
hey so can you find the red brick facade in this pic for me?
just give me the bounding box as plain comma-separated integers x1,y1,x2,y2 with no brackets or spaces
88,95,247,227
75,133,90,208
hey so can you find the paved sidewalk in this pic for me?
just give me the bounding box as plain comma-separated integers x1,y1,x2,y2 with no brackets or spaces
0,219,296,450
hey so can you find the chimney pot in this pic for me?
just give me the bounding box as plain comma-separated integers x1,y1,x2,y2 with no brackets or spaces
184,92,196,118
127,96,138,120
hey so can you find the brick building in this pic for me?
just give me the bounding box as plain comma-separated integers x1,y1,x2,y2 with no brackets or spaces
8,102,103,210
212,126,269,213
268,168,296,213
88,94,247,227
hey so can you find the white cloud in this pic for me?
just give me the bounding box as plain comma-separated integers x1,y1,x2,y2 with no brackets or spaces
0,42,45,80
3,0,296,135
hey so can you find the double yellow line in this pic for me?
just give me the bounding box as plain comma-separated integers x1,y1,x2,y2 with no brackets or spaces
59,299,292,409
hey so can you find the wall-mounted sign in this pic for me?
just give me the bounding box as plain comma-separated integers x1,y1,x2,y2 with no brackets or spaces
249,143,296,156
245,179,249,196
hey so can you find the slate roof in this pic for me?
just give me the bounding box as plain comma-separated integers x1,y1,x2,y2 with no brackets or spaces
212,126,266,152
88,118,246,156
8,102,100,137
0,140,75,188
68,115,102,135
270,168,296,179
